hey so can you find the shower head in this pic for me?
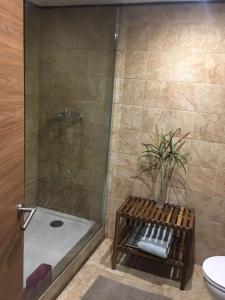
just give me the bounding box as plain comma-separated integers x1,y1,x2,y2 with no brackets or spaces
55,109,83,122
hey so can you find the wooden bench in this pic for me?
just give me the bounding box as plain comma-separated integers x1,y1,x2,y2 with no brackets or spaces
111,196,195,290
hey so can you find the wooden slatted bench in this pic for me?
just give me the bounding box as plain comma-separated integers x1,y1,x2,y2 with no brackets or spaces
111,196,195,290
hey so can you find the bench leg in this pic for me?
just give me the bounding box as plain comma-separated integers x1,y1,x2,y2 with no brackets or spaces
112,213,120,269
180,267,187,290
180,231,193,290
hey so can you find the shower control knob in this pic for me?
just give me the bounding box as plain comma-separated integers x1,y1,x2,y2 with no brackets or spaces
64,170,72,177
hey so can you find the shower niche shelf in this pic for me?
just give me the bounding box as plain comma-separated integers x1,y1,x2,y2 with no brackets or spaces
111,196,195,291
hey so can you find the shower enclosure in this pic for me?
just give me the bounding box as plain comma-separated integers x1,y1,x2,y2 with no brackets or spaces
24,2,117,298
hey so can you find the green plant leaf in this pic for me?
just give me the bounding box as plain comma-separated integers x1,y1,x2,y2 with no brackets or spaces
139,126,189,204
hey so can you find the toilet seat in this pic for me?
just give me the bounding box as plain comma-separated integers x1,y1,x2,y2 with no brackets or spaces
203,271,225,293
203,256,225,292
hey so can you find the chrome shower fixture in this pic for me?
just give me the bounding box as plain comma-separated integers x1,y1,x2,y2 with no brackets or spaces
55,108,83,122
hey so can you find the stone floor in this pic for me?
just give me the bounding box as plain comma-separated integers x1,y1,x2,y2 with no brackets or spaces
57,238,213,300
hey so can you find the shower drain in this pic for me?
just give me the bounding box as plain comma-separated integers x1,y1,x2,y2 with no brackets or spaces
50,220,64,228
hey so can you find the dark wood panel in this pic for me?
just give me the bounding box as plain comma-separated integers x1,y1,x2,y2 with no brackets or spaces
0,0,24,299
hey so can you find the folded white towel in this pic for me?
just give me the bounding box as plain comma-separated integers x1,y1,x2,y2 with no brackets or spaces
137,224,174,258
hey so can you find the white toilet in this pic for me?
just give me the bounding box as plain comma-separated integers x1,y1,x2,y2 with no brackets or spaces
203,256,225,299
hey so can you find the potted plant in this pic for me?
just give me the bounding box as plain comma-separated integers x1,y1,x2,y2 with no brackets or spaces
140,127,189,207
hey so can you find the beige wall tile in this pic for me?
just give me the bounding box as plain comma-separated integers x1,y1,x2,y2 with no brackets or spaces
187,165,216,195
149,51,225,84
76,76,112,102
142,108,224,143
111,103,121,131
211,196,225,224
40,9,78,49
25,96,39,120
38,161,52,182
54,74,77,98
107,153,118,177
60,143,73,172
195,220,225,264
117,20,127,52
184,191,225,225
126,21,150,51
124,51,149,79
206,22,225,53
144,81,225,114
61,126,75,145
81,147,106,172
76,50,114,77
177,23,207,53
118,129,141,156
148,23,179,52
26,46,40,72
122,79,145,106
165,187,187,205
81,124,108,150
132,178,155,199
114,51,125,78
40,47,78,74
25,182,38,206
214,169,225,198
108,129,118,154
77,6,116,26
124,4,205,24
73,169,104,194
163,4,206,23
37,180,52,207
106,2,225,264
25,140,39,163
149,52,175,82
203,4,225,24
142,108,193,136
144,81,189,110
26,161,38,185
39,73,55,97
113,77,123,104
26,117,39,142
120,105,142,131
203,54,225,84
78,22,115,50
70,187,103,222
122,6,153,23
218,144,225,170
26,3,40,47
115,153,137,179
51,183,71,210
191,113,224,143
81,101,106,127
114,176,134,199
201,84,225,113
25,71,39,96
190,140,220,169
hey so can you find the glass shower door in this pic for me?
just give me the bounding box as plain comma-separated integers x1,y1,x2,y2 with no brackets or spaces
24,2,117,299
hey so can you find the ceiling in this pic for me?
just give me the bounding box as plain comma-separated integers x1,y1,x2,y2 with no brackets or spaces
28,0,210,7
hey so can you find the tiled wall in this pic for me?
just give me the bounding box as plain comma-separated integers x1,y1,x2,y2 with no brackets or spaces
35,7,116,222
25,3,40,207
25,2,225,262
106,3,225,264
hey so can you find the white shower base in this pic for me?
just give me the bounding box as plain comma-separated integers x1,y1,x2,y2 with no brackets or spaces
24,207,96,287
